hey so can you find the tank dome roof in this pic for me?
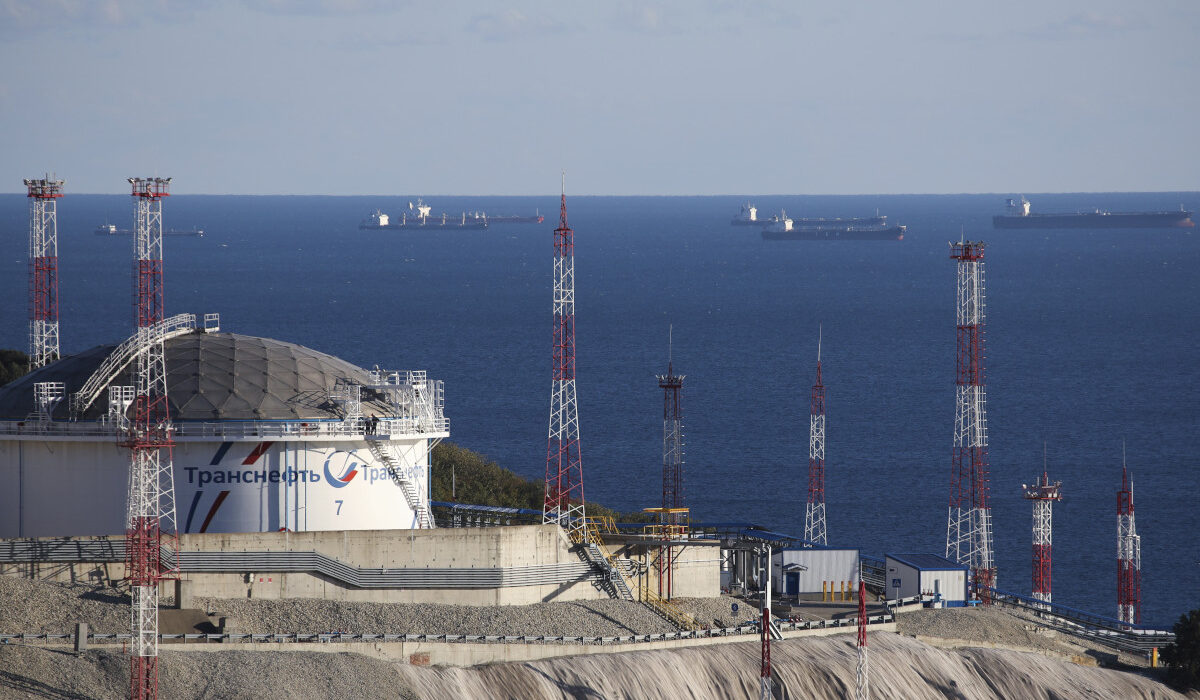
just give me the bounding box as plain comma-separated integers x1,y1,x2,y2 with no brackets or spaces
0,331,393,422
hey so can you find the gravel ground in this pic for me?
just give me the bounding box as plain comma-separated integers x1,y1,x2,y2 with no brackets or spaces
0,646,419,700
0,577,130,634
897,604,1153,667
193,595,750,637
0,577,1189,699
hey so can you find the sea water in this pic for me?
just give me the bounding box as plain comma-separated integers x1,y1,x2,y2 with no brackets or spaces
0,191,1195,628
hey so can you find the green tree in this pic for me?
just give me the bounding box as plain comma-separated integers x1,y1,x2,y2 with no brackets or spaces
429,442,657,524
0,349,29,386
430,443,543,509
1162,608,1200,689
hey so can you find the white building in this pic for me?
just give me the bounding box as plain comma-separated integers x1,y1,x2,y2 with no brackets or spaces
772,548,860,596
884,553,968,605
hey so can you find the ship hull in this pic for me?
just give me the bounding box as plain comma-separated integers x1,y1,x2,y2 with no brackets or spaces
359,222,488,230
762,226,905,241
95,228,204,237
993,212,1193,229
486,215,544,224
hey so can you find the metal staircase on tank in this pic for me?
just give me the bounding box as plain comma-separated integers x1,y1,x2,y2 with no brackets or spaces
364,439,434,529
571,517,701,631
360,369,446,530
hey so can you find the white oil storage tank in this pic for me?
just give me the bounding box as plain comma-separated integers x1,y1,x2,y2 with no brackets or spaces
0,321,448,538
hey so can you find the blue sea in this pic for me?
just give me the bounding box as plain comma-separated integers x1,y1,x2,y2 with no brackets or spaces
0,191,1196,628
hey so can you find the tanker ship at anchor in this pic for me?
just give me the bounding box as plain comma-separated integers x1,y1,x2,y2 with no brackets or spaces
732,202,887,227
359,200,488,230
760,210,905,241
993,196,1194,229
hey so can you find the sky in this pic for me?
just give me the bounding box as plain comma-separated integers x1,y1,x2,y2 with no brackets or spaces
1,0,1197,195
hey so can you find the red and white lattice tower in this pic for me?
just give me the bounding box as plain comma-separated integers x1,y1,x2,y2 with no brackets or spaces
24,175,63,370
125,176,179,700
804,330,827,545
1022,467,1062,606
543,175,586,540
945,241,996,601
759,605,772,700
856,578,869,700
1117,459,1141,626
657,328,684,597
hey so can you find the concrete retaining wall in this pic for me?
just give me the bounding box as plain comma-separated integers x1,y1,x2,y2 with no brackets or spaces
0,525,613,606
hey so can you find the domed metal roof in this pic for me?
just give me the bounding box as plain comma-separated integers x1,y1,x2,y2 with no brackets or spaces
0,331,392,422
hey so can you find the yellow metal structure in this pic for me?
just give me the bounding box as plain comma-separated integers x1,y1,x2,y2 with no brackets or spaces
572,516,701,631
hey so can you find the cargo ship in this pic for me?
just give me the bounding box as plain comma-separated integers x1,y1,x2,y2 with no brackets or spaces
993,197,1194,229
760,210,905,240
359,208,488,230
732,203,887,227
94,223,205,237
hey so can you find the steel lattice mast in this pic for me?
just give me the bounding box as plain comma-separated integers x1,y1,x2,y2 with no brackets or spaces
945,241,995,601
24,175,63,371
805,330,827,545
1117,456,1141,625
125,177,179,700
759,605,772,700
1022,460,1062,606
543,175,586,540
856,578,869,700
657,328,684,597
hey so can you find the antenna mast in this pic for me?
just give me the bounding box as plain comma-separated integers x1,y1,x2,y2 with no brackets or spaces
543,174,586,540
945,241,996,601
1022,452,1061,607
24,175,63,370
125,176,178,700
1117,453,1141,625
805,327,827,545
657,325,685,597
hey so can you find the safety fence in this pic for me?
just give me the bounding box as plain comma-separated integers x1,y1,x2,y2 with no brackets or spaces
0,613,895,647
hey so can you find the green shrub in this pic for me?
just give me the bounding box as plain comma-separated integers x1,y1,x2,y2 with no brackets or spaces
0,349,29,386
430,442,658,524
1163,608,1200,689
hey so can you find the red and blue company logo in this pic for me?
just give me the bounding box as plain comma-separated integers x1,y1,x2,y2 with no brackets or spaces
323,454,360,489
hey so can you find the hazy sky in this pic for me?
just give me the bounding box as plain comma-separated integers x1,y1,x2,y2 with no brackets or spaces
2,0,1197,195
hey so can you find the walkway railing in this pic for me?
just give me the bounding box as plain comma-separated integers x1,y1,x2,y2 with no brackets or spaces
0,612,895,647
572,517,702,632
979,585,1174,653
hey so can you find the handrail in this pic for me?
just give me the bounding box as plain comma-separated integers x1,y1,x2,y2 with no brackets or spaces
70,313,199,417
573,518,701,632
0,613,896,647
978,585,1174,652
0,416,450,440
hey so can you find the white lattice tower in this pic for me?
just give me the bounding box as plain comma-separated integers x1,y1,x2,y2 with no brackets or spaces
24,176,63,370
946,241,995,601
1022,468,1061,606
1117,461,1141,625
125,177,177,700
805,331,827,546
543,174,586,540
856,578,869,700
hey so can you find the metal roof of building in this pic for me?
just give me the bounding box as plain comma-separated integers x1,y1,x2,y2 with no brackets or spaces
0,331,394,422
886,553,967,571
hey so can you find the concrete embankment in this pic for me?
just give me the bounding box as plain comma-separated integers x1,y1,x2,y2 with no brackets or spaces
0,630,1189,700
393,633,1192,700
